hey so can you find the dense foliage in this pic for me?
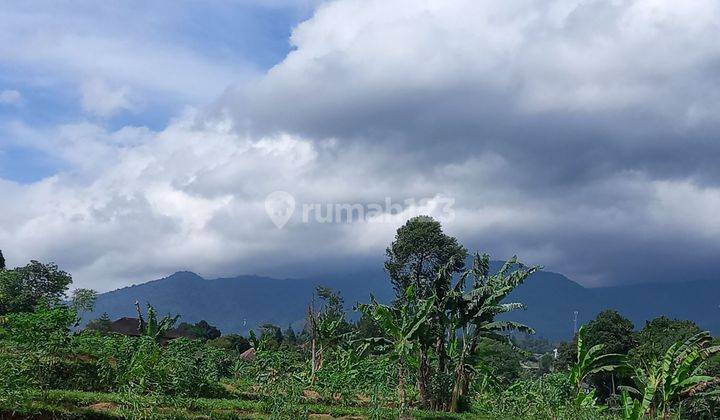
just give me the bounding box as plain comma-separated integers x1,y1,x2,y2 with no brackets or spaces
2,217,720,419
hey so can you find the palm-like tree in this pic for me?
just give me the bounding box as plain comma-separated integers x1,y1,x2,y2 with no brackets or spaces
445,254,540,411
569,325,624,407
360,253,539,412
357,285,435,412
307,287,349,382
620,331,720,419
135,302,180,343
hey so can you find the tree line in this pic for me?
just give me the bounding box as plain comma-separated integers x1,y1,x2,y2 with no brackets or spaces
2,217,720,418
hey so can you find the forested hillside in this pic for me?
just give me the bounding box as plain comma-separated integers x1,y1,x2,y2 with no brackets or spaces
88,267,720,340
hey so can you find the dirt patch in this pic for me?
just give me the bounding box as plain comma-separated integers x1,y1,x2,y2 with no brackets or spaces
303,389,322,401
223,383,239,393
87,402,118,411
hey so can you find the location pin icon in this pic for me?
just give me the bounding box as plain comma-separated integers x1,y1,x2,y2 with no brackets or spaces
265,191,295,229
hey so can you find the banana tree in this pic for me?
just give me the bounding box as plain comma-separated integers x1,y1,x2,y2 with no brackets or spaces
445,254,540,411
135,301,180,343
357,285,435,412
307,287,349,382
569,325,624,408
570,325,625,389
620,331,720,419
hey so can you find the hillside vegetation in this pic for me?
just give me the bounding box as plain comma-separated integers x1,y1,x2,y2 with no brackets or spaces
2,216,720,419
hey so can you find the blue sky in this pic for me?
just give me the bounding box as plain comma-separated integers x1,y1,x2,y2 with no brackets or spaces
2,1,720,292
0,1,310,182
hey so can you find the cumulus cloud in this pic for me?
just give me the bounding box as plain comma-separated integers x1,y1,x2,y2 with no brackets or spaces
2,0,720,291
226,0,720,184
0,112,445,290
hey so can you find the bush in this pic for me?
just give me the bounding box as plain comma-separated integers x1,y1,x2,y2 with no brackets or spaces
207,334,251,355
471,373,609,419
314,351,396,403
1,315,238,399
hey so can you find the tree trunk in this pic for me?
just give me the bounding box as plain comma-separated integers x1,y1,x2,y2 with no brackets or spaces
317,346,324,371
449,366,464,412
398,362,408,415
436,332,447,374
459,330,481,397
414,254,425,296
418,347,431,408
449,344,467,412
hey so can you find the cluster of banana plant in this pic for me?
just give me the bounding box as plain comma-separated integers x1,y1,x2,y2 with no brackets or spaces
357,284,435,412
306,286,353,383
619,331,720,419
442,254,540,411
358,253,541,412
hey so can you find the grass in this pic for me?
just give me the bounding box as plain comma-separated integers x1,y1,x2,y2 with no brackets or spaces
0,389,481,419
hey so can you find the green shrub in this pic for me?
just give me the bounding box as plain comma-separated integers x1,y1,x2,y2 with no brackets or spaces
471,373,610,419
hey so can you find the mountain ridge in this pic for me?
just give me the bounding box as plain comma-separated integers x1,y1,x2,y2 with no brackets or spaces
87,267,720,341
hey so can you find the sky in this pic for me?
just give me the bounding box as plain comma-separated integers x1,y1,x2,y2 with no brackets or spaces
1,0,720,292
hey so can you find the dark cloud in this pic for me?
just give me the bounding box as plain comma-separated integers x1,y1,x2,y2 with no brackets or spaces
3,0,720,290
216,0,720,286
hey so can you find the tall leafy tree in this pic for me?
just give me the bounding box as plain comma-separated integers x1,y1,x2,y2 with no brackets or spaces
581,310,636,399
554,338,578,372
0,261,72,315
555,310,636,380
384,216,467,408
283,324,297,346
0,249,5,270
584,310,636,354
474,338,524,385
631,317,701,364
367,239,540,412
71,288,97,314
385,215,467,301
355,312,383,340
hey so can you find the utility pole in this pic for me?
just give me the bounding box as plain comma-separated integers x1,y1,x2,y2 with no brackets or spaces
308,294,318,384
573,310,579,334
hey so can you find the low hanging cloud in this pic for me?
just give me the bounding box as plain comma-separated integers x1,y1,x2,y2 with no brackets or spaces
2,0,720,291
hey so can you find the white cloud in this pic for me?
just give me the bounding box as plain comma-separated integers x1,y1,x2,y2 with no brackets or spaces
231,0,720,139
0,3,258,109
0,89,21,105
3,0,720,291
81,79,134,117
3,111,720,291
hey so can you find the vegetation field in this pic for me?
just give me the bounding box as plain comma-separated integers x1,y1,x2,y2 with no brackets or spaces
2,217,720,419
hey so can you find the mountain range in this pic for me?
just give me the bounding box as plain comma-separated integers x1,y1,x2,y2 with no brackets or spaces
86,266,720,341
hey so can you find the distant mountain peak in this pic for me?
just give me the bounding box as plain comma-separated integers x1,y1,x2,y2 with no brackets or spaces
167,271,204,280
